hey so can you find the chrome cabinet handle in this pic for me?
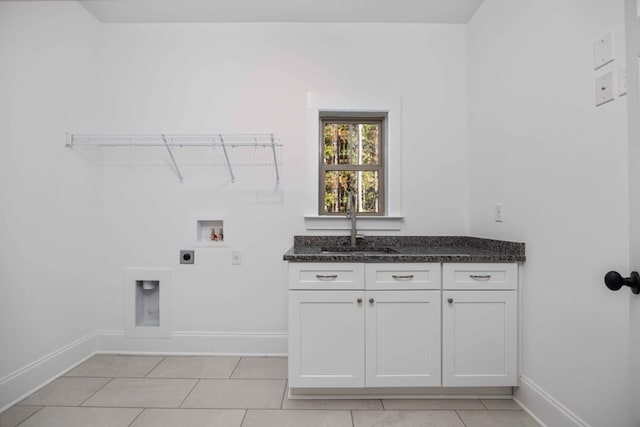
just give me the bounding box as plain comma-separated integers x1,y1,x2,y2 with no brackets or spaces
447,298,454,304
316,274,338,281
369,298,375,304
357,298,363,304
469,274,491,281
392,274,414,281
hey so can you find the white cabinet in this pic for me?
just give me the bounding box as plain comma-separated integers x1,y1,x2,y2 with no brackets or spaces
442,263,518,387
289,263,364,290
288,263,441,388
365,290,441,387
365,263,441,290
442,291,518,386
288,290,365,387
442,263,518,290
288,261,519,389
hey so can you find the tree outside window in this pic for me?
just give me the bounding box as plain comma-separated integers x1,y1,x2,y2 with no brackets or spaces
319,115,385,215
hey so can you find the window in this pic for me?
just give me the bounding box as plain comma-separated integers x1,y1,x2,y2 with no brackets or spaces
319,114,385,216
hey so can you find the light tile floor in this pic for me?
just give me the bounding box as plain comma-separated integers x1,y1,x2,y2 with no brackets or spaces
1,355,541,427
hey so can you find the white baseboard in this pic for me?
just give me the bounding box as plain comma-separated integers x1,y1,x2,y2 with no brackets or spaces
0,331,97,412
95,330,288,356
514,375,590,427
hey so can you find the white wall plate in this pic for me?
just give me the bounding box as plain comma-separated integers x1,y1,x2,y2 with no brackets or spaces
593,32,614,70
595,71,615,106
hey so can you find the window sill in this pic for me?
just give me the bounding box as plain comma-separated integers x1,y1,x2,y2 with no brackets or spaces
304,216,404,231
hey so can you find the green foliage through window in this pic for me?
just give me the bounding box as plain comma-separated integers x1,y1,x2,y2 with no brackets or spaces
319,116,385,215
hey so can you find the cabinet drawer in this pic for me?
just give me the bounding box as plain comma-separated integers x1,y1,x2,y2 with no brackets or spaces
443,263,518,290
365,263,441,290
289,263,364,290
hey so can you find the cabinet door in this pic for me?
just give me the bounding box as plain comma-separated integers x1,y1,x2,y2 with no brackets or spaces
288,290,365,388
442,291,517,386
365,290,441,387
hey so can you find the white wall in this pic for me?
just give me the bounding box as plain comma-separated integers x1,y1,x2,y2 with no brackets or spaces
468,1,629,425
624,0,640,425
0,1,102,408
0,4,471,404
94,23,470,341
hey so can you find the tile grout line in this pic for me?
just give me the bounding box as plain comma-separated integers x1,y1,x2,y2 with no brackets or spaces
144,356,167,378
77,378,114,407
229,356,243,378
279,380,288,409
14,406,45,427
177,379,201,409
239,409,248,427
455,410,470,427
126,408,145,427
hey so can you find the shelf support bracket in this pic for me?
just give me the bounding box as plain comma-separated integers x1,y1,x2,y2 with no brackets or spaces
270,134,280,184
219,135,235,183
161,134,183,183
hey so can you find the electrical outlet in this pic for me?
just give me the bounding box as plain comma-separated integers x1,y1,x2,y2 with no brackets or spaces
494,203,503,223
619,65,627,96
595,71,615,106
180,250,194,264
593,32,614,70
232,250,242,265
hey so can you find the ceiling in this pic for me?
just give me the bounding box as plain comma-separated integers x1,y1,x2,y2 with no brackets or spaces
77,0,485,24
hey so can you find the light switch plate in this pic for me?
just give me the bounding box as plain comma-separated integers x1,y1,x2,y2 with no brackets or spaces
232,250,242,265
619,65,627,96
593,32,614,70
595,71,615,106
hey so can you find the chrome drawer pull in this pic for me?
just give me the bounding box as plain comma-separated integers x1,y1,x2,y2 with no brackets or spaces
316,274,338,281
392,274,414,281
469,274,491,281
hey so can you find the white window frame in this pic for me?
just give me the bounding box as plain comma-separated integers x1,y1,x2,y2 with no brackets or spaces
304,92,404,231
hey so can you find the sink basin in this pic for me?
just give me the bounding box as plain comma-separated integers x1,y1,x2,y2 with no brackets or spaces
320,246,400,255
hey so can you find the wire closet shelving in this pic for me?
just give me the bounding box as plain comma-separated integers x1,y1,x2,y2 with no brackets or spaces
65,133,282,183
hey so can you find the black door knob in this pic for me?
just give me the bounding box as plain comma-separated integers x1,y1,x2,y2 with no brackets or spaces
604,271,640,294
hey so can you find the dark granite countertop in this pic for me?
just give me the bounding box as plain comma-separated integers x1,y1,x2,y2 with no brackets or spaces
283,236,525,263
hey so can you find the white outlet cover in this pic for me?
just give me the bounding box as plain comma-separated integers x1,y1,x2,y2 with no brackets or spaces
595,71,615,106
494,203,503,223
619,65,628,96
593,32,614,70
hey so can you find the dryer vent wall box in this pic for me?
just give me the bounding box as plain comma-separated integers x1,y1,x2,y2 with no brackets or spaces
124,268,171,338
135,281,160,327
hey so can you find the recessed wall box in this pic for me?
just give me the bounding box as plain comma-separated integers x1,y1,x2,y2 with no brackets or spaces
135,280,160,327
124,268,171,338
194,216,228,247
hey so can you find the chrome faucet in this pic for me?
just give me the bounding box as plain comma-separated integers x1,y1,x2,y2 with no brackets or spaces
347,190,359,247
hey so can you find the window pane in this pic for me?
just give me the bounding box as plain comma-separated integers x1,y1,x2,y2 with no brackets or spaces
323,170,380,214
323,123,380,166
